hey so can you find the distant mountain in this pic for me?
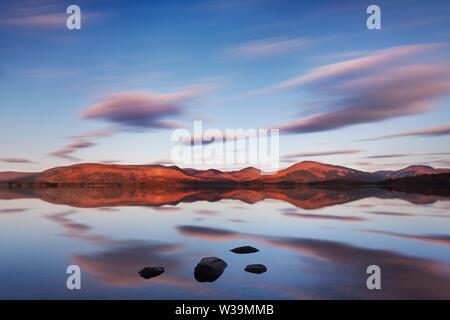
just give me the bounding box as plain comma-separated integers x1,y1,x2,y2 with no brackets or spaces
0,161,448,187
0,171,37,182
180,167,262,182
182,168,237,181
256,161,375,184
0,163,200,186
386,165,450,179
382,172,450,186
372,165,450,181
229,167,262,181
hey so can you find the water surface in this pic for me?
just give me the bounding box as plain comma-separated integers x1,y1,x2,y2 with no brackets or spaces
1,186,449,299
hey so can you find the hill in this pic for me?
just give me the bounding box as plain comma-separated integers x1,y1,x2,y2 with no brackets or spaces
0,161,448,187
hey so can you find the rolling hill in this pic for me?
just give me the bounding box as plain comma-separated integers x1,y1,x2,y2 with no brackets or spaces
0,161,448,187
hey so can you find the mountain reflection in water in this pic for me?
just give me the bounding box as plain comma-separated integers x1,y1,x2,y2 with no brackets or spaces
1,186,448,209
1,186,449,299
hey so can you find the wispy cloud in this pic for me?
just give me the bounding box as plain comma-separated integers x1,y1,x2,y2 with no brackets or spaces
362,124,450,141
263,44,439,92
150,159,175,166
49,128,116,161
227,37,315,58
0,208,29,214
262,44,450,134
82,87,210,130
365,154,410,159
0,157,35,164
49,86,211,162
19,68,81,80
68,128,117,140
0,1,105,29
98,160,122,164
48,144,88,162
424,152,450,156
283,148,363,159
0,12,66,28
429,158,450,167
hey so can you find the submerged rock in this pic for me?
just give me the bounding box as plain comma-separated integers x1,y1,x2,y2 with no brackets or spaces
230,245,259,254
194,257,228,282
138,266,165,279
245,264,267,274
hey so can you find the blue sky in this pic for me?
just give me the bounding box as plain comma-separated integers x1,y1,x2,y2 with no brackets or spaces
1,0,450,172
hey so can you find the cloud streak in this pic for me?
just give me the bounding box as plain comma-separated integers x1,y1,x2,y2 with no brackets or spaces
264,44,450,134
267,44,439,92
283,148,363,159
365,154,410,159
227,37,315,58
49,128,116,161
82,88,208,130
0,157,35,163
362,124,450,141
0,1,106,29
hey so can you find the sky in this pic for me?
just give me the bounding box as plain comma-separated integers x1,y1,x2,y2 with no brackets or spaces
1,0,450,173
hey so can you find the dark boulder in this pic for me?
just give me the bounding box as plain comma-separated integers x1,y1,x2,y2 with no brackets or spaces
230,245,259,254
138,267,165,279
194,257,227,282
245,264,267,274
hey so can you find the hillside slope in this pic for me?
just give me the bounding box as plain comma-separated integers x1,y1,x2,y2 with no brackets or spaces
1,161,448,186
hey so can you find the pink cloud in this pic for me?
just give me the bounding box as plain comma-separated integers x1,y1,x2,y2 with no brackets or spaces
283,148,363,159
49,129,115,161
48,148,80,162
268,44,440,91
0,157,35,163
68,128,116,140
99,160,122,164
49,87,210,161
82,88,208,129
227,37,315,58
363,124,450,141
268,44,450,134
0,13,65,28
365,154,410,159
0,1,105,29
66,140,95,149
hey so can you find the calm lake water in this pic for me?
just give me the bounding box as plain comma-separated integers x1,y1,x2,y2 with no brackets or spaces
1,187,450,299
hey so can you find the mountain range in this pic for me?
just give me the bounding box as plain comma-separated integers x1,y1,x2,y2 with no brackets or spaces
0,161,448,187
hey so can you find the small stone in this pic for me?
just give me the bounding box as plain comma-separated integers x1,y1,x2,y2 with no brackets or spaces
138,267,165,279
194,257,227,282
230,245,259,254
245,264,267,274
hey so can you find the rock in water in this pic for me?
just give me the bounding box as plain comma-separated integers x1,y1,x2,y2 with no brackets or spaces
138,267,165,279
194,257,228,282
245,264,267,274
230,245,259,254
